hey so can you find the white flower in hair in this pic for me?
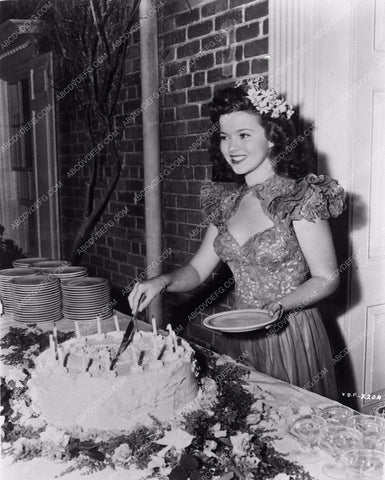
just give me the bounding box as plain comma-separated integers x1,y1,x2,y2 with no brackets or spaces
235,76,294,120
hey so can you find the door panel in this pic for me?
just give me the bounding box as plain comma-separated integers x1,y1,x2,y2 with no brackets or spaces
1,49,60,260
364,305,385,397
369,91,385,258
374,0,385,52
6,78,38,254
349,0,385,412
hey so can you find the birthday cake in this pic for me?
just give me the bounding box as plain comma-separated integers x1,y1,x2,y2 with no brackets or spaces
27,328,199,432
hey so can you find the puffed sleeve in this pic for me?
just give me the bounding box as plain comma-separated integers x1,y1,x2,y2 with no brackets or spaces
269,173,345,223
200,181,226,227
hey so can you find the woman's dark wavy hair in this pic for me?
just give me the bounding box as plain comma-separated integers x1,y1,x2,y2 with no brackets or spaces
209,86,315,180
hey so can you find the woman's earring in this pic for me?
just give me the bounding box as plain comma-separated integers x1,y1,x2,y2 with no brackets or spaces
268,141,274,148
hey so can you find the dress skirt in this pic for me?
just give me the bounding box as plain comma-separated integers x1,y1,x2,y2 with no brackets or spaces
219,307,339,401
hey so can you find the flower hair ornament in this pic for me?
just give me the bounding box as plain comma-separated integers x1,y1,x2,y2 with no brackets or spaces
235,76,295,120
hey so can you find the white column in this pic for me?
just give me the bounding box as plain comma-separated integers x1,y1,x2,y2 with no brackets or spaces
268,0,309,110
268,0,353,181
268,0,319,150
140,0,163,326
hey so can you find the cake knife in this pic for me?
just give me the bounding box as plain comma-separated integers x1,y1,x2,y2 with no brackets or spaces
110,315,135,370
110,292,144,370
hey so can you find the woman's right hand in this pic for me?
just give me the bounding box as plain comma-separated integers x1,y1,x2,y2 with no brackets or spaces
127,277,167,313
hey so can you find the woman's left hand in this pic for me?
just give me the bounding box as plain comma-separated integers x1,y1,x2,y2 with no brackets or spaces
262,301,284,326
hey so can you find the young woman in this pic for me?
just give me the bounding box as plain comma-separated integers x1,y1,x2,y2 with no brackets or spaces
128,78,345,399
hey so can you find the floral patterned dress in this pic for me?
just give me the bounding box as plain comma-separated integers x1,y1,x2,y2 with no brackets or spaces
201,173,345,400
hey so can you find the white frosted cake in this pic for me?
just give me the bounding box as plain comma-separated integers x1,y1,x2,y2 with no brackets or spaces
28,329,198,432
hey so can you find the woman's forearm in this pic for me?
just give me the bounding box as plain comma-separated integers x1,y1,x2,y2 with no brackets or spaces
159,264,202,293
279,276,339,313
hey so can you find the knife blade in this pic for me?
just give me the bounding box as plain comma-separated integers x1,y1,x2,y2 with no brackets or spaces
110,317,135,370
110,290,145,370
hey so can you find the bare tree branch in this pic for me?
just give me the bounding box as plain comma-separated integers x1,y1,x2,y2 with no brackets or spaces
39,0,141,264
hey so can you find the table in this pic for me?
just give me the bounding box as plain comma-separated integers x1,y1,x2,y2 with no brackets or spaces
0,312,342,480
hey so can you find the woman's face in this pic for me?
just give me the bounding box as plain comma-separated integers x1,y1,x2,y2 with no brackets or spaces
219,110,270,176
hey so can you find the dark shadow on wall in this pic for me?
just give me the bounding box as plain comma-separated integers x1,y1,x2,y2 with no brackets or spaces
317,149,367,410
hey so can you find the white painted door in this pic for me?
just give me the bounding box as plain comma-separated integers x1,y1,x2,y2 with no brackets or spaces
269,0,385,411
0,50,60,259
347,0,385,413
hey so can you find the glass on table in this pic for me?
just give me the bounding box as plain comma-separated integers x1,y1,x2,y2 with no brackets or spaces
340,448,385,479
346,415,385,449
319,405,356,425
318,425,363,479
287,414,326,463
374,405,385,420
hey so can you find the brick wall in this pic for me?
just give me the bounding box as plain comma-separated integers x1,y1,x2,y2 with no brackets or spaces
57,27,146,307
57,0,269,349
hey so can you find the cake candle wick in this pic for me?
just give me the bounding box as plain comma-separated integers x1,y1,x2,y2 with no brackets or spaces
152,315,157,335
97,316,102,335
113,312,120,332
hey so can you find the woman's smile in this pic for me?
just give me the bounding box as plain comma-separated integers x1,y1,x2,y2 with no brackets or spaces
230,154,248,164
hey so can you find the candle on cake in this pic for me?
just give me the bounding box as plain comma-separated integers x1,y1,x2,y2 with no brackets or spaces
52,325,59,360
166,324,173,348
166,323,178,351
74,321,80,337
96,316,102,335
49,334,55,352
113,312,120,332
152,315,157,335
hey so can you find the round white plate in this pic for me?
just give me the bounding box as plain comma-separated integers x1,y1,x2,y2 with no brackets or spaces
14,315,63,324
61,277,108,287
10,276,59,287
13,257,51,267
202,308,273,333
30,261,71,268
0,268,39,277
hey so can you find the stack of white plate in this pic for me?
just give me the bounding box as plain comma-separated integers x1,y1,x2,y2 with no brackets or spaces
35,266,88,282
61,277,112,322
30,260,71,273
0,268,39,313
10,275,62,323
12,257,52,268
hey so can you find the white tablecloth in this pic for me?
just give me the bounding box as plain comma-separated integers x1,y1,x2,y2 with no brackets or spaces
0,312,341,480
